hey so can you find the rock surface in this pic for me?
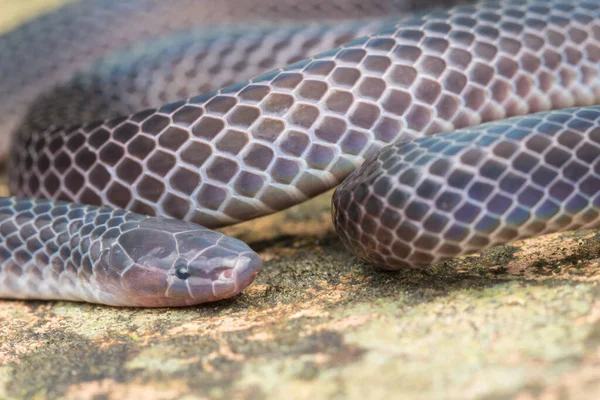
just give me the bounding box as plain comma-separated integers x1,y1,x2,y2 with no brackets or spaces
2,2,600,399
3,188,600,400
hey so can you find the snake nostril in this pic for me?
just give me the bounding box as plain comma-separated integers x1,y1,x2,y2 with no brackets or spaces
175,265,191,280
221,269,233,279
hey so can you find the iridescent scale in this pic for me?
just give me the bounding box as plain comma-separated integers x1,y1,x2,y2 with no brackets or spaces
11,0,600,230
1,0,600,305
333,106,600,268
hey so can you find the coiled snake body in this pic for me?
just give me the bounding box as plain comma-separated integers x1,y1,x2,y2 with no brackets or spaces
1,0,600,306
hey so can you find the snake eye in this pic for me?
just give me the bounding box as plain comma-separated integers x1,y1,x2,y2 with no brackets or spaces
175,265,191,280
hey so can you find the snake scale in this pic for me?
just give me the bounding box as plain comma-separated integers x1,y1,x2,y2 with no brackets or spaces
1,0,599,306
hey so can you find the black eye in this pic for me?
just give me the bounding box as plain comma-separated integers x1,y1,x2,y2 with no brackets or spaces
175,266,191,280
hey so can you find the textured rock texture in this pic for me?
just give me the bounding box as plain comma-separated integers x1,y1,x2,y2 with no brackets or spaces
2,2,600,399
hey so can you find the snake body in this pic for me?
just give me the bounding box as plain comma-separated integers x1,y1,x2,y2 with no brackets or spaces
333,106,600,268
2,0,600,306
0,198,260,306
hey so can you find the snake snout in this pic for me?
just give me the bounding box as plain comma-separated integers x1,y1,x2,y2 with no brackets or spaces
171,230,262,304
221,251,262,297
183,248,262,303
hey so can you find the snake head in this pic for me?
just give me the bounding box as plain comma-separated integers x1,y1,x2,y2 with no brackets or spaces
95,217,261,307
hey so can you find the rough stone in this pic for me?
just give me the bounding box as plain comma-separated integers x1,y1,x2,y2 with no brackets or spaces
2,2,600,399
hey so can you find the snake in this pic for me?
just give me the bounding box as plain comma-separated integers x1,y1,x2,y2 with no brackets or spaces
1,0,599,307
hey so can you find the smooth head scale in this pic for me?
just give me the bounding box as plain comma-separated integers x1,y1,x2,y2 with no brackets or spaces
94,218,262,307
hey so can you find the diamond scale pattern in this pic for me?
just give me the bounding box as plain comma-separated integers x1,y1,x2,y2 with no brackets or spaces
10,0,600,232
333,106,600,269
0,197,261,306
0,0,441,157
1,0,600,294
